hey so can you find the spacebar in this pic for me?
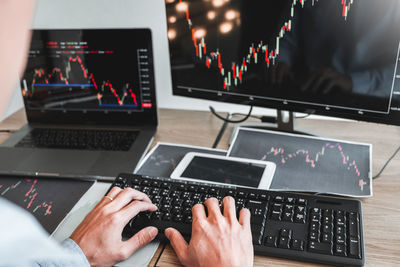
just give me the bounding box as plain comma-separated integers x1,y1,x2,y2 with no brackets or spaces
130,221,192,236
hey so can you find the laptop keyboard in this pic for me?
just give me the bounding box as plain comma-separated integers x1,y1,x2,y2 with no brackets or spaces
16,128,138,151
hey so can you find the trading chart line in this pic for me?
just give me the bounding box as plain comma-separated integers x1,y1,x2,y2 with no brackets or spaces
261,143,361,175
23,55,138,107
260,142,366,190
179,0,354,90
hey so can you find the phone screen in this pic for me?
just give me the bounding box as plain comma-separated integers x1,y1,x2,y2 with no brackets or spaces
181,156,265,187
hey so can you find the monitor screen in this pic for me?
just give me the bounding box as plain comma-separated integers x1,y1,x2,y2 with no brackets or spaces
166,0,400,125
21,29,157,125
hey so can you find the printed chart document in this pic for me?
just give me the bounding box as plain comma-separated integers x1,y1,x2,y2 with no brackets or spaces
228,128,372,197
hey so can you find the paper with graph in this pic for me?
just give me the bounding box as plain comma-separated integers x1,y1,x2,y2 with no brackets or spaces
228,128,372,197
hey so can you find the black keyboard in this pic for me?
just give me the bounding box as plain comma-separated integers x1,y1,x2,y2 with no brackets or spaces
16,128,138,151
110,174,365,267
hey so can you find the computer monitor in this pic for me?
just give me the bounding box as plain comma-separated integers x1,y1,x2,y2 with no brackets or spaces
165,0,400,127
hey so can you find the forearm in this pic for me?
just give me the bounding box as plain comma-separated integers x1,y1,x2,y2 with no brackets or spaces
33,238,90,267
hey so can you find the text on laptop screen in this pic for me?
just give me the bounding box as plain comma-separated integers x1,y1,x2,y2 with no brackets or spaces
21,29,155,114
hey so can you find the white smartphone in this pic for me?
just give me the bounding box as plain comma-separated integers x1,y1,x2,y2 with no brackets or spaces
170,152,276,189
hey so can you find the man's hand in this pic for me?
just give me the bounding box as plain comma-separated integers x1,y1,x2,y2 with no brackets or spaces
70,187,158,267
165,197,254,267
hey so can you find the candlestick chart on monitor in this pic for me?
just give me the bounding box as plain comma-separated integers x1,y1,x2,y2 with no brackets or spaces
25,53,138,108
166,0,400,115
176,0,354,90
21,30,154,112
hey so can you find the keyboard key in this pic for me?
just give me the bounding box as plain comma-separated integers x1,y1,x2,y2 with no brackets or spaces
310,214,320,223
163,213,171,221
349,219,360,238
171,191,181,198
184,215,192,224
162,197,172,204
251,214,266,225
311,208,321,215
272,203,283,212
238,191,247,198
280,229,292,238
264,236,277,247
183,199,193,208
321,223,332,234
177,184,186,191
141,180,151,186
278,237,290,249
131,177,141,185
198,186,208,193
286,197,295,204
150,188,160,195
296,206,306,214
322,233,331,243
336,217,346,227
349,212,359,222
271,211,281,220
171,207,181,215
208,188,219,195
309,231,319,241
349,237,361,259
172,199,183,206
291,239,304,251
308,241,332,255
161,204,171,212
247,199,264,206
151,211,163,220
297,198,307,205
182,192,191,199
294,213,305,223
336,210,345,218
248,193,258,199
188,185,197,192
336,225,345,235
310,222,320,232
151,181,160,187
334,244,347,257
173,214,184,222
160,182,170,189
336,234,346,245
282,212,293,222
274,196,284,202
160,189,170,197
284,204,294,213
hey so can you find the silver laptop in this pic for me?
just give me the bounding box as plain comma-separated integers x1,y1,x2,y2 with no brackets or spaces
0,29,158,180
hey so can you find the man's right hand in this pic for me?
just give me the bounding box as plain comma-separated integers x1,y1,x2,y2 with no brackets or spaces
165,197,254,267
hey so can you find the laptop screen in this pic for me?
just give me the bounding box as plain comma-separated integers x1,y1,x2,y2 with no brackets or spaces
21,29,157,126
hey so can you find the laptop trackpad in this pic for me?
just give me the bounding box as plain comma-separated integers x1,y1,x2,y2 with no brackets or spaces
17,150,100,175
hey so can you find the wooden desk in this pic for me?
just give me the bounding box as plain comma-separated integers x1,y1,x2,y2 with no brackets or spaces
1,109,400,266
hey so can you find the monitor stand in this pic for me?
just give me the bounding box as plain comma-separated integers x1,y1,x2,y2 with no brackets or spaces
230,110,316,144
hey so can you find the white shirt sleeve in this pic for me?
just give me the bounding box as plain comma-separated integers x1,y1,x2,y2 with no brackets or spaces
0,198,89,267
